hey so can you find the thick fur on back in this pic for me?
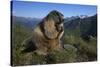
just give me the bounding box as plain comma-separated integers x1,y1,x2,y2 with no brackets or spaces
22,10,64,55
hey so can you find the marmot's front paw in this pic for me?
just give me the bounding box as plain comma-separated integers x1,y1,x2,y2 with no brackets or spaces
56,22,64,32
61,26,64,31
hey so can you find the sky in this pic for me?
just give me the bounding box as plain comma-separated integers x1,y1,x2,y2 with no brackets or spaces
11,1,97,18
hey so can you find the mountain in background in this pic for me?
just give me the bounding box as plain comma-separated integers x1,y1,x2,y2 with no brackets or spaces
64,14,97,40
12,16,41,30
12,14,97,39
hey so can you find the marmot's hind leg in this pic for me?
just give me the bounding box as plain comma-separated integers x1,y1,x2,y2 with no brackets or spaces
21,38,37,53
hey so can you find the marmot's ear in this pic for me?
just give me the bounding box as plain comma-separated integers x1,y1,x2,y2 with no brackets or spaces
43,19,58,39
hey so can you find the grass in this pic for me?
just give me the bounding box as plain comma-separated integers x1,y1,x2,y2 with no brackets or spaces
11,24,97,66
63,29,97,62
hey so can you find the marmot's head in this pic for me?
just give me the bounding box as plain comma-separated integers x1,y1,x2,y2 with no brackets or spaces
42,10,64,39
46,10,64,25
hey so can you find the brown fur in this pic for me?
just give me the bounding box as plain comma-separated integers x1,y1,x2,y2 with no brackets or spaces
22,10,64,55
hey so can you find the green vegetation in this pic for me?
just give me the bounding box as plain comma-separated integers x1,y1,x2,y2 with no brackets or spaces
63,29,97,62
12,23,32,66
12,21,97,66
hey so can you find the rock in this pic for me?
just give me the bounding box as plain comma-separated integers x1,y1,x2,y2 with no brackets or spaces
63,44,77,52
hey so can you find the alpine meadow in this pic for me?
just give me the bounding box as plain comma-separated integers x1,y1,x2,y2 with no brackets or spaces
11,1,97,66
